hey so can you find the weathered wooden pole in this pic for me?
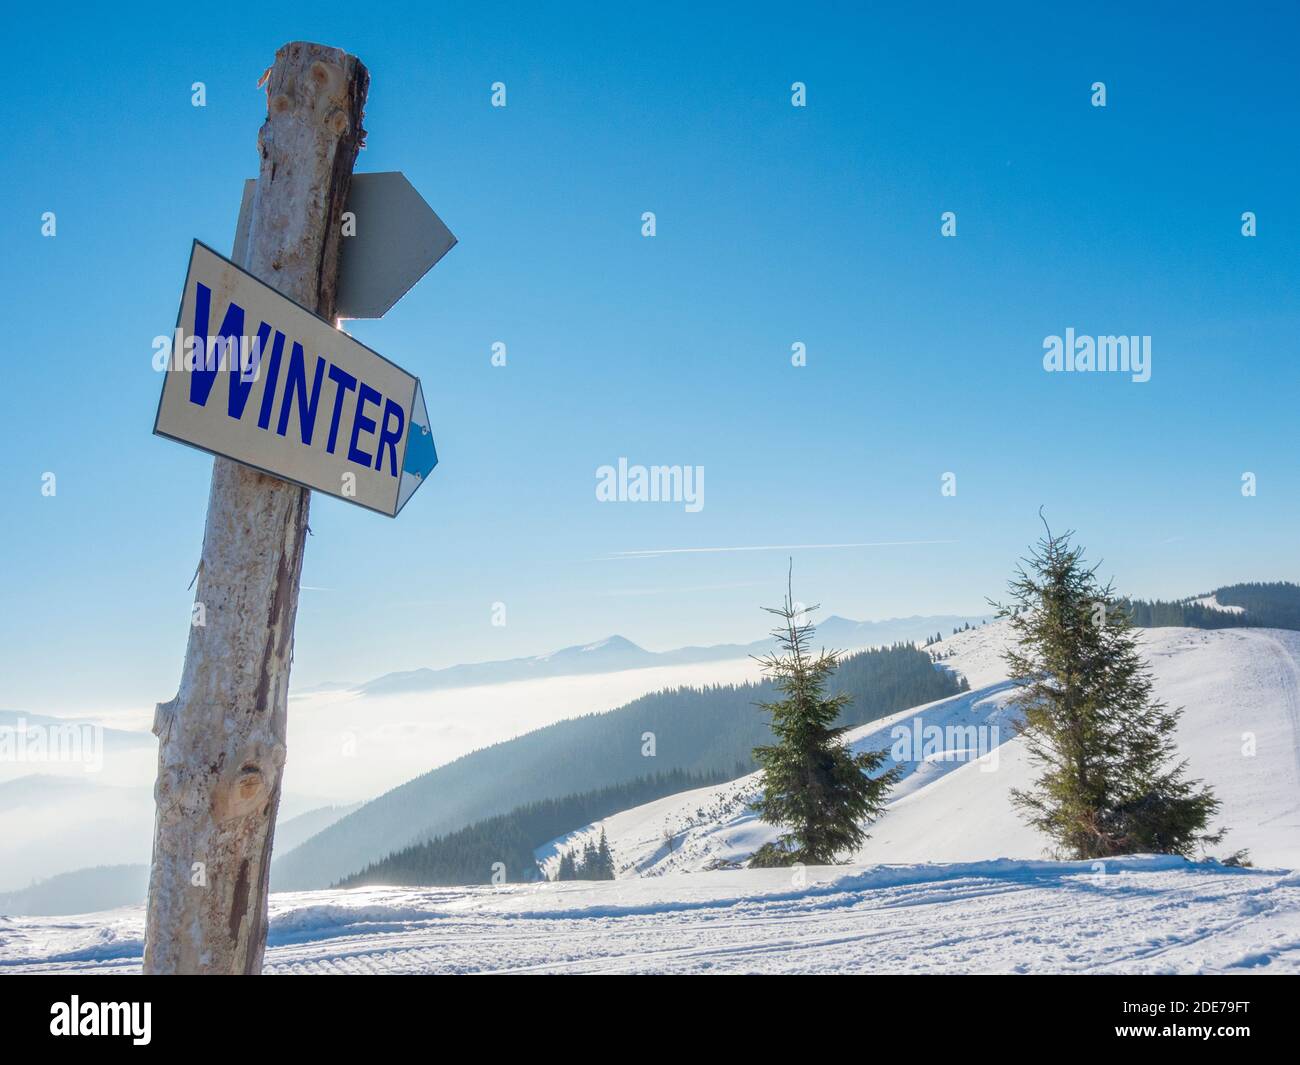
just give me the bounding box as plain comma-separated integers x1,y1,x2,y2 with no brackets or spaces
144,41,369,975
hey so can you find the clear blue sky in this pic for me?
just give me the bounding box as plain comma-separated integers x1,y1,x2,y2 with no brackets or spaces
3,1,1298,712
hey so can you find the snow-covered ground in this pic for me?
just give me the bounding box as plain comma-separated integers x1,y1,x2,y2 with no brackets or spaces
539,623,1300,876
3,857,1297,974
5,620,1298,974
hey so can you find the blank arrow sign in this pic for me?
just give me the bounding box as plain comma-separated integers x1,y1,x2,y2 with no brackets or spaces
337,172,457,319
234,172,457,319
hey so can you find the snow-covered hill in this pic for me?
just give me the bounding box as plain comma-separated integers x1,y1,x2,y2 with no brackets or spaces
538,622,1300,876
7,619,1300,974
3,857,1297,974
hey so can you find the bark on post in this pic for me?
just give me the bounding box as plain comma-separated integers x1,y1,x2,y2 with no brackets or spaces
144,41,369,975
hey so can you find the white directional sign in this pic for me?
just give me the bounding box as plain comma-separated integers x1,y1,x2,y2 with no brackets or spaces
154,241,438,517
234,172,457,320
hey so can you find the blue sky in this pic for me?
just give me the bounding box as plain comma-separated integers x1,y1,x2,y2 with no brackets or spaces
3,1,1298,712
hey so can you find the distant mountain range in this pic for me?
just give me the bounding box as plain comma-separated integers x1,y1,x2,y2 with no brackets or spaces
356,614,990,696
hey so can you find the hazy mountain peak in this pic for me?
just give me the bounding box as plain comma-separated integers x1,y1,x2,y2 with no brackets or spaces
583,634,640,651
355,615,990,697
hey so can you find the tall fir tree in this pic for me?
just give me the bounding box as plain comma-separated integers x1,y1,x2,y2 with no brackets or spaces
996,515,1228,860
749,574,900,867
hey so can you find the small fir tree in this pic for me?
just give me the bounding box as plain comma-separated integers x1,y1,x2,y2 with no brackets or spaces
749,573,900,867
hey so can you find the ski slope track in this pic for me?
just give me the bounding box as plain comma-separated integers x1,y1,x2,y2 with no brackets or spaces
2,858,1298,974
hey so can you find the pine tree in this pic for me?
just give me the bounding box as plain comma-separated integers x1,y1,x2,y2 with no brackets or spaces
595,829,615,880
556,851,576,881
749,573,900,867
996,514,1228,860
579,839,598,880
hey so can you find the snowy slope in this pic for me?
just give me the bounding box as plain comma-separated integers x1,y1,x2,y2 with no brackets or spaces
538,622,1300,875
1190,595,1246,615
6,620,1300,975
536,676,1024,878
3,858,1297,974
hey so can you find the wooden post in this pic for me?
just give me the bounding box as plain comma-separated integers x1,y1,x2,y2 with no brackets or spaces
144,41,369,975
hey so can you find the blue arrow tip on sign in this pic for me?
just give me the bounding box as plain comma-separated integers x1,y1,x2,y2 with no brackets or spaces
403,421,438,480
395,381,437,514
